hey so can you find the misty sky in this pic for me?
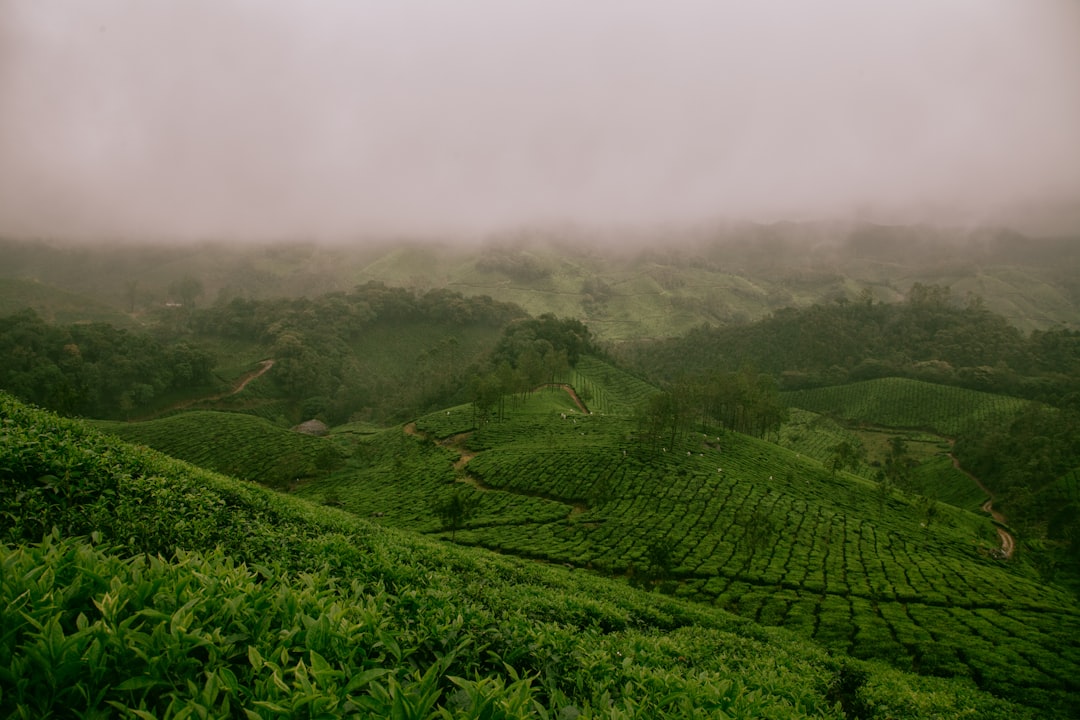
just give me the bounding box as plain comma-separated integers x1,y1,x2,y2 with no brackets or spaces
2,1,1079,240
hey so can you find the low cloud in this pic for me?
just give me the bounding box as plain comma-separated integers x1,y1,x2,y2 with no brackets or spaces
2,0,1079,240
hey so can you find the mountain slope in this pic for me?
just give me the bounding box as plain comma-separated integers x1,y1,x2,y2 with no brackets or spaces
2,392,1044,718
287,360,1080,714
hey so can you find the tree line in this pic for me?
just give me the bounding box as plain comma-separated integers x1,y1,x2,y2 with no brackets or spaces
618,283,1080,407
634,367,787,454
0,309,215,418
468,314,592,425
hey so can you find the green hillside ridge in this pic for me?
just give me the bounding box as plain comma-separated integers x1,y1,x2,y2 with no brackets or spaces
284,360,1080,714
4,224,1079,341
93,411,344,489
781,378,1031,437
2,393,1048,719
775,408,987,512
0,277,137,328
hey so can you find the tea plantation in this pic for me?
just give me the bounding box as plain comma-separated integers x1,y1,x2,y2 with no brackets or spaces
2,391,1068,718
293,362,1080,716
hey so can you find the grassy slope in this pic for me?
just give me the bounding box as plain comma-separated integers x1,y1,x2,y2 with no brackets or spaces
781,378,1031,437
289,360,1080,714
6,230,1078,342
777,408,987,511
1,393,1039,719
0,277,137,328
92,411,342,488
778,378,1033,511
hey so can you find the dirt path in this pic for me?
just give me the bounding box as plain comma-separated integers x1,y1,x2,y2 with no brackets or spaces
536,383,590,413
229,359,275,395
134,359,275,420
405,424,478,472
951,453,1015,559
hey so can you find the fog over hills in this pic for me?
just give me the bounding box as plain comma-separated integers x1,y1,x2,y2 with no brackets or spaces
2,1,1079,241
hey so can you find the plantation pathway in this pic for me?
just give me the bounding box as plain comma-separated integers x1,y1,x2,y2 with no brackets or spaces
404,423,482,479
229,359,275,395
403,422,583,514
951,453,1016,559
135,359,275,420
536,383,590,414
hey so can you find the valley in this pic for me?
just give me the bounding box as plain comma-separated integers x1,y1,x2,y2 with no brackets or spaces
2,231,1079,718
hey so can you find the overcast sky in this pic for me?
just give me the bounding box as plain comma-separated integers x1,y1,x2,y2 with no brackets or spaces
2,1,1079,241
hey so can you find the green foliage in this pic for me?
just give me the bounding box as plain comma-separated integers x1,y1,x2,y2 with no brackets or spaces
94,411,343,488
782,377,1029,437
490,314,594,370
954,403,1080,581
827,439,865,478
622,288,1080,404
432,489,480,540
326,374,1080,715
190,284,525,424
2,391,1067,718
0,309,217,418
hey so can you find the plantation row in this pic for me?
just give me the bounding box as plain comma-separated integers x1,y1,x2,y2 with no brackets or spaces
294,427,572,532
395,384,1080,710
570,355,659,413
451,449,1080,708
778,409,874,477
457,448,1047,606
781,377,1030,436
94,411,342,488
5,392,1044,718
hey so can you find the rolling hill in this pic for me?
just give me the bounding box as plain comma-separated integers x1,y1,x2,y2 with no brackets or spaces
93,410,344,488
3,222,1079,341
2,392,1047,719
282,359,1080,714
780,378,1031,437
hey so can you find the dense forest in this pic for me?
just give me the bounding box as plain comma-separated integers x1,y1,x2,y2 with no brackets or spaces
0,309,216,418
954,404,1080,580
0,283,539,423
618,283,1080,405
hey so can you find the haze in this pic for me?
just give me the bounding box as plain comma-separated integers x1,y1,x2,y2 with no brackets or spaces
2,0,1080,241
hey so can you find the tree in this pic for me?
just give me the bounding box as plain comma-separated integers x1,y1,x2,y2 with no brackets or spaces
883,436,914,493
634,390,688,454
828,439,865,478
742,508,774,556
874,470,894,517
432,489,479,541
170,275,204,309
916,495,940,529
469,372,502,427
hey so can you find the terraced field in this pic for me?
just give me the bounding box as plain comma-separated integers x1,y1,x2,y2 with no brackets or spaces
781,377,1030,436
295,359,1080,711
94,410,341,488
89,359,1080,711
778,408,988,510
7,391,1053,719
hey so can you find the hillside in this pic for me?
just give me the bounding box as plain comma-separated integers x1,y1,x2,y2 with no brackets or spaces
3,223,1079,341
283,359,1080,715
0,277,137,328
1,392,1048,719
781,378,1031,437
93,411,344,488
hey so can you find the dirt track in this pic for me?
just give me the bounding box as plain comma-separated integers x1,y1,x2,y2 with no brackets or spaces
136,359,275,420
951,454,1016,559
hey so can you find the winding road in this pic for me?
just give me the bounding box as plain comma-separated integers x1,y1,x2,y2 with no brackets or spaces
951,454,1015,559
